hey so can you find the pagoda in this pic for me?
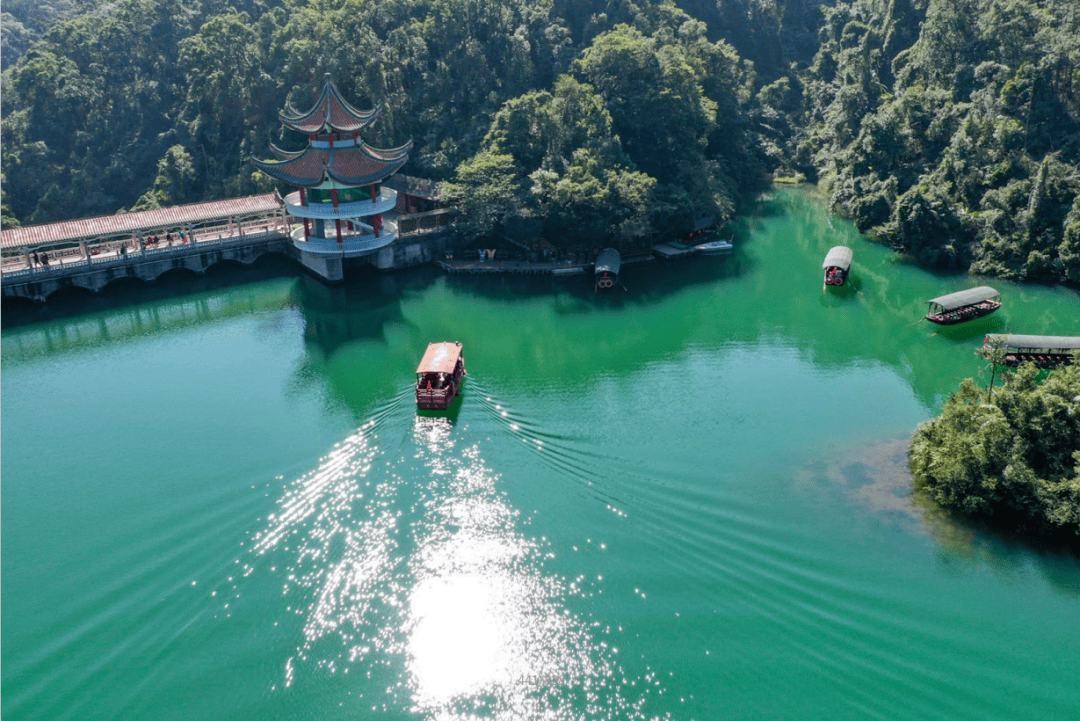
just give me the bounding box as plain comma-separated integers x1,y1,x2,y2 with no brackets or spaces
253,74,411,258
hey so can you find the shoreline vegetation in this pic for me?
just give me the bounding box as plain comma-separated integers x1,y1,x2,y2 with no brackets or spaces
910,358,1080,543
2,1,1078,284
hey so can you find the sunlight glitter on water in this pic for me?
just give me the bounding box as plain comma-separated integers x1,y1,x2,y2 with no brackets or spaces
249,419,407,675
244,412,660,718
405,417,606,718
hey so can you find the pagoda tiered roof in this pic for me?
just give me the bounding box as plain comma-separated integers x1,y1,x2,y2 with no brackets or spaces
252,141,413,187
280,73,380,134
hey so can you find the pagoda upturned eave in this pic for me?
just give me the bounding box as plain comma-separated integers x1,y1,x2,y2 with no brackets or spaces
251,144,409,188
279,74,380,134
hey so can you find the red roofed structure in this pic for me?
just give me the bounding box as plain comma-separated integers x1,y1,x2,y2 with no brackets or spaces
278,76,380,135
252,75,412,258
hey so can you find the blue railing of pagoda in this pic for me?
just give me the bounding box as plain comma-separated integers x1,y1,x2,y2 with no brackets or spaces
284,188,398,220
289,223,398,257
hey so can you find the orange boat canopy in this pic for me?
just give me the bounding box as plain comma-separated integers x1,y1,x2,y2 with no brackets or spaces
416,342,463,375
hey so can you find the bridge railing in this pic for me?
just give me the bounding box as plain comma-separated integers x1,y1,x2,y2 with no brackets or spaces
2,224,289,283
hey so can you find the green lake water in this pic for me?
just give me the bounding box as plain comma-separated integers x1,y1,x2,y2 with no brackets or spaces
3,187,1079,719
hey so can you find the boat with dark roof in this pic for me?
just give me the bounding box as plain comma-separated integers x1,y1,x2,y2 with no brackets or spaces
415,342,465,410
984,334,1080,368
925,286,1001,325
822,246,853,286
594,248,621,290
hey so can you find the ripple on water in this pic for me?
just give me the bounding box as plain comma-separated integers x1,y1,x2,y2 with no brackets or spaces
241,409,667,719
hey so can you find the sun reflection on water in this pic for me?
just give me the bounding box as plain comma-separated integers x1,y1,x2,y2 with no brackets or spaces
244,412,658,719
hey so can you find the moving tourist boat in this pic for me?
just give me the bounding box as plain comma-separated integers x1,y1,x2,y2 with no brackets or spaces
924,286,1001,325
822,246,853,286
984,334,1080,368
595,248,621,290
695,237,733,255
416,341,466,410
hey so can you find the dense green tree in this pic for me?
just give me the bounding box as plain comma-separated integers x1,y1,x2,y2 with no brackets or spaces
133,144,199,210
441,150,524,239
792,0,1080,283
910,362,1080,539
2,0,1077,280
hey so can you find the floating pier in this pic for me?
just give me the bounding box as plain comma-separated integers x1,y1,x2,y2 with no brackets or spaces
438,259,590,276
652,243,696,260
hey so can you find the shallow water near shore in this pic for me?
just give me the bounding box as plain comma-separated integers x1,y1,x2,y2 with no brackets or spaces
4,187,1079,720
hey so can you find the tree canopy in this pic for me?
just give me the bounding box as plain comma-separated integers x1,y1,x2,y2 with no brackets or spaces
2,0,1078,273
785,0,1080,283
910,361,1080,539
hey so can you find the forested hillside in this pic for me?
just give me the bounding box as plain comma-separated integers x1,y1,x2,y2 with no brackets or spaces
785,0,1080,282
2,0,1078,280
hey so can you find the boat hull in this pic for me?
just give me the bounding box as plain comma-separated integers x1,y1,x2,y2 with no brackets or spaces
1004,352,1074,368
415,342,466,410
416,381,461,410
695,240,732,255
594,248,621,290
595,272,617,289
824,268,848,286
925,301,1001,325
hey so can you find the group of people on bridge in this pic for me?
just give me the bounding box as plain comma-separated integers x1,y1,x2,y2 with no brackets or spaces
140,231,188,247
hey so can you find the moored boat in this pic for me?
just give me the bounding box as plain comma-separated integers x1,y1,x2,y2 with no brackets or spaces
984,334,1080,368
695,237,733,255
416,341,465,410
594,248,621,290
822,246,853,286
925,286,1001,325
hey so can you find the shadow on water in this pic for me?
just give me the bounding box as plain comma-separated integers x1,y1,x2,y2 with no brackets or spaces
295,272,417,358
929,313,1007,342
443,248,756,312
1,254,298,330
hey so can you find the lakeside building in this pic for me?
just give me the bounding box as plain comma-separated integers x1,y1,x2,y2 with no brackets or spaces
252,74,412,259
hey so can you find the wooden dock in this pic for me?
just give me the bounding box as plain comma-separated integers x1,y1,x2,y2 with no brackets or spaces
438,259,591,275
652,243,696,260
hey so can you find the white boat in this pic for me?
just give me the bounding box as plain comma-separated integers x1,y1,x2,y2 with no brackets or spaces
695,238,733,255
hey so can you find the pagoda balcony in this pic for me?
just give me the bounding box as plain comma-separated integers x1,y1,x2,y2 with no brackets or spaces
290,219,398,257
284,188,398,220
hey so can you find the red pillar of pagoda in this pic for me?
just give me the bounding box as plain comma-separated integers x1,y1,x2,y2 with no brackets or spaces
300,188,310,238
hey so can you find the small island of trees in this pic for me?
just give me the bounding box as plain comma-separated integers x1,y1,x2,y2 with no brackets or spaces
910,356,1080,541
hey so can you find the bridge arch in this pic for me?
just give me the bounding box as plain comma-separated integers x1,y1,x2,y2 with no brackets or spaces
46,284,96,303
204,257,252,275
100,275,149,295
154,266,202,285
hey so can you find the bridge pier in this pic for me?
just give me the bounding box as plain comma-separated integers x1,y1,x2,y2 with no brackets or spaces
4,225,462,304
289,245,344,284
2,234,292,303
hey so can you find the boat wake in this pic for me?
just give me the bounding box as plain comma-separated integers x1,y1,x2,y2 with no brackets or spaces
241,410,662,719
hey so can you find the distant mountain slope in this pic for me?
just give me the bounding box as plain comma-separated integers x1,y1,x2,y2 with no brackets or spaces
2,0,1077,283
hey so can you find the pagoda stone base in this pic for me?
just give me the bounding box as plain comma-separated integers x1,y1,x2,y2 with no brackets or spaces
290,245,344,284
